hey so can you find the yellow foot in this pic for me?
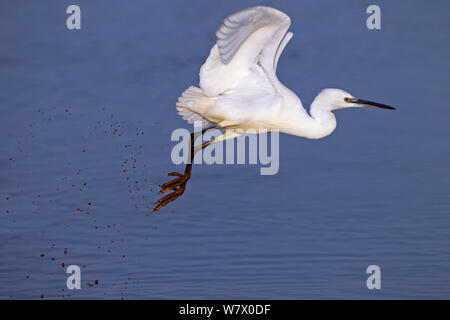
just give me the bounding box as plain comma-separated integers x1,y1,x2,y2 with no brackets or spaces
159,172,191,194
153,171,191,212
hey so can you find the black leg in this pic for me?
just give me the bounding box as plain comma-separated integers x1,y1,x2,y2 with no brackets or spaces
153,126,217,212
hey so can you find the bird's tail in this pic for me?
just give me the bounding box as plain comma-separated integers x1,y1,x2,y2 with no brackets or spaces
176,86,214,127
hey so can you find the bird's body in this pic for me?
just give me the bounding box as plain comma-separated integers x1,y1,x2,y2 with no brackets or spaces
154,6,394,211
177,6,339,140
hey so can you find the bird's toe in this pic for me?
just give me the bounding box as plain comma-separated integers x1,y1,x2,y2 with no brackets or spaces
168,172,183,177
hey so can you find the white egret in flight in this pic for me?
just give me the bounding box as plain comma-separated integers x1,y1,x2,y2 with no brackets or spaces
154,6,395,211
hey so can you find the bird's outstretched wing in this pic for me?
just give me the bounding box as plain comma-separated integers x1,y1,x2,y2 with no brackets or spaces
200,6,293,96
217,6,291,69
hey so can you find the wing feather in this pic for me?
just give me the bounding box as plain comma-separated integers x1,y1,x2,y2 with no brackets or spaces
215,6,291,72
200,7,293,96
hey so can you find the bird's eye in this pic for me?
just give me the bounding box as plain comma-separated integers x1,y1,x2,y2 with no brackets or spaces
344,97,350,102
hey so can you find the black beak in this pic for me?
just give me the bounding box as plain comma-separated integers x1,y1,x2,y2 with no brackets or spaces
349,98,396,110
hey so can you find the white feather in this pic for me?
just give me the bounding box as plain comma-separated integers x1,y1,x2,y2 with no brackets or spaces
175,7,377,141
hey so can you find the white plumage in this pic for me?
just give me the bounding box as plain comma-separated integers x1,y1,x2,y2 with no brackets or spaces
176,6,394,141
156,6,394,211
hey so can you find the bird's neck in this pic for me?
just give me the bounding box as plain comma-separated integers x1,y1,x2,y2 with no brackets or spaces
281,99,337,140
307,102,337,139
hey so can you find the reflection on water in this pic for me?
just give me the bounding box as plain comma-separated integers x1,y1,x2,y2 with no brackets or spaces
0,0,449,299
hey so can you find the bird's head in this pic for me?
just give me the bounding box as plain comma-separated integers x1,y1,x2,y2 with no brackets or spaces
314,88,395,111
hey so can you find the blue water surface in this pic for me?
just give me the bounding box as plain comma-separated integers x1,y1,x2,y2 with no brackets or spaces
0,0,449,299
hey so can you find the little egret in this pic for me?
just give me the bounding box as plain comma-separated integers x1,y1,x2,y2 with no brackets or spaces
154,6,395,211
